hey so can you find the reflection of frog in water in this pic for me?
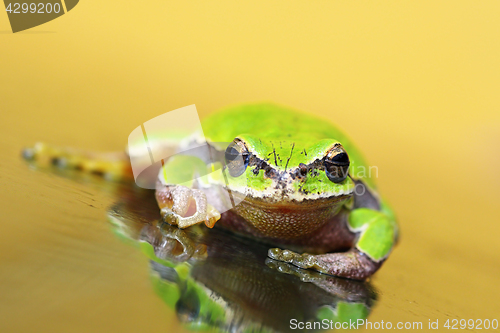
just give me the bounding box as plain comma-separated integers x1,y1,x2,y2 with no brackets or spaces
109,186,377,332
24,103,398,279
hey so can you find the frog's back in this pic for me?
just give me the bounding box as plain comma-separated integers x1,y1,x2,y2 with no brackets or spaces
202,103,374,187
203,103,342,143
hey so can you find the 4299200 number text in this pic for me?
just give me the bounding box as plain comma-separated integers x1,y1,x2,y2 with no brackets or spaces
444,318,498,330
6,3,62,14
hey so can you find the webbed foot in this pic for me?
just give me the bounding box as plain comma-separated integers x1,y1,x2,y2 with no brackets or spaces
268,248,382,281
156,185,221,229
265,257,325,283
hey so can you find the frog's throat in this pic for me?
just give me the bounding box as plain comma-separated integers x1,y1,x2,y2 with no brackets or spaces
228,193,351,239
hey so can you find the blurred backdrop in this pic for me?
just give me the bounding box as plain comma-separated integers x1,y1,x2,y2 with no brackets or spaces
1,1,499,332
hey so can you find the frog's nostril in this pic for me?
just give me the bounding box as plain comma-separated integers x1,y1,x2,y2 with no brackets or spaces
298,163,308,177
264,167,279,179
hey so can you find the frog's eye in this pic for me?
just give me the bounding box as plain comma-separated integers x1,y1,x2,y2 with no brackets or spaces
324,145,350,183
225,140,250,177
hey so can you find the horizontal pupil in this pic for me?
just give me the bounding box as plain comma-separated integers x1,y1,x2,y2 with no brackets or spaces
331,152,348,163
325,161,347,170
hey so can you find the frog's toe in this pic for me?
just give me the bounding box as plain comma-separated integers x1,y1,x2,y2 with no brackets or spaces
268,248,336,276
161,208,202,229
291,254,318,269
144,222,208,263
268,248,317,269
161,209,181,226
268,248,282,260
265,257,290,273
265,258,320,282
268,248,295,263
203,204,221,228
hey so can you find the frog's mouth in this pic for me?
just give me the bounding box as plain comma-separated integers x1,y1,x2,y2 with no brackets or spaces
225,175,355,203
240,192,351,208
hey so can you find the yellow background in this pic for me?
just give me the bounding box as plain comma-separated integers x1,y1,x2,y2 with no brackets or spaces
1,1,499,332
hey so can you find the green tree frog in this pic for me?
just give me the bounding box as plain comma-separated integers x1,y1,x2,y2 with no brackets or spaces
24,103,398,280
154,103,398,280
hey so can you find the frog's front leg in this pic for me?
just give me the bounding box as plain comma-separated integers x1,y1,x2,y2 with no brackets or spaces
269,207,397,280
156,183,221,229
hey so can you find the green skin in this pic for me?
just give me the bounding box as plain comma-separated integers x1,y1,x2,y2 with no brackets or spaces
156,103,398,280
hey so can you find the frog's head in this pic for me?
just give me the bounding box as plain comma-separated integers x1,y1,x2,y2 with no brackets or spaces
221,135,355,239
224,135,354,201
